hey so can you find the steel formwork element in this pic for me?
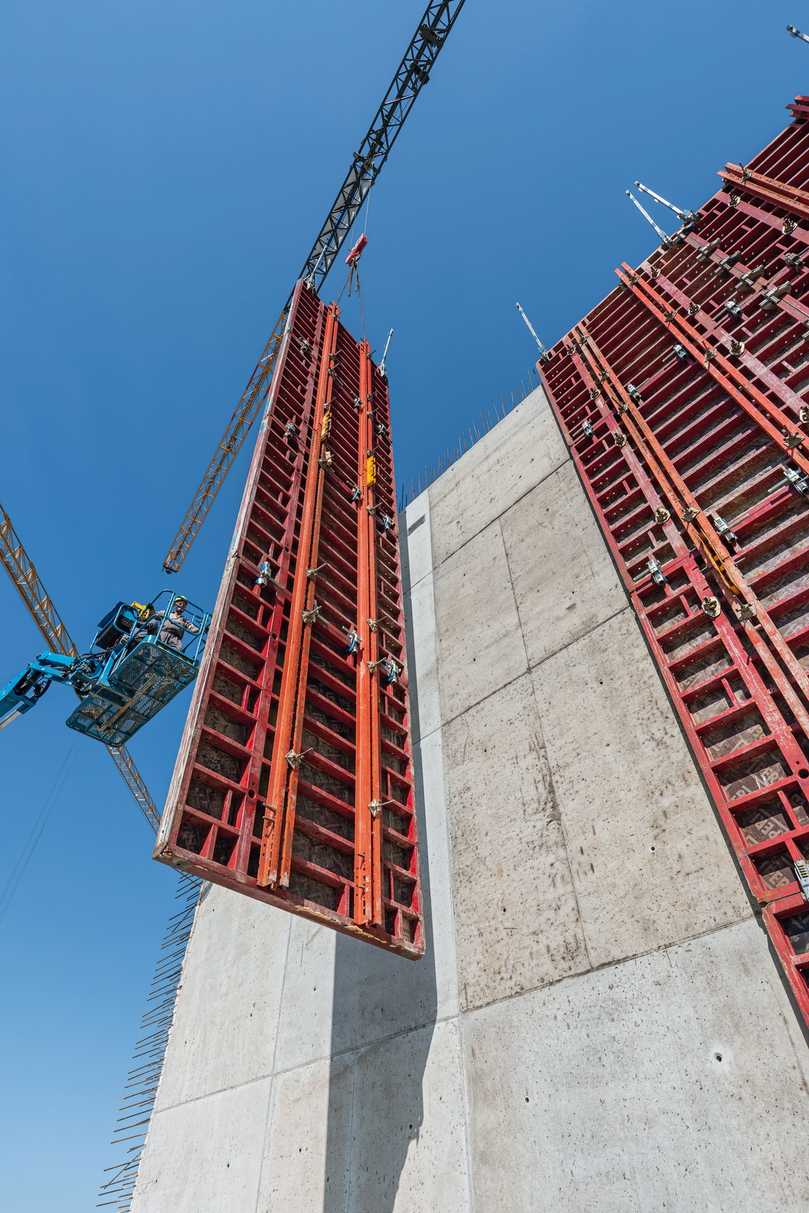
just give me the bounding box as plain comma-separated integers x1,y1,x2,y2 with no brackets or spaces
540,98,809,1024
156,281,422,958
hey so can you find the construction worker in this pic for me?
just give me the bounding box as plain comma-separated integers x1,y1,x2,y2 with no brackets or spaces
154,596,200,652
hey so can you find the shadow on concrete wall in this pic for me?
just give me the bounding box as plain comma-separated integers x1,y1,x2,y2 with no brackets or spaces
322,523,439,1211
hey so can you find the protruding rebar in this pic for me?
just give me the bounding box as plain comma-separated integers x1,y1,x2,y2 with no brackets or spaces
515,302,547,356
379,328,394,376
634,180,697,224
626,189,672,246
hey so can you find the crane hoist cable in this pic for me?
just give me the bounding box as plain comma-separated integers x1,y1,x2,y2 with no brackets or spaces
162,0,467,574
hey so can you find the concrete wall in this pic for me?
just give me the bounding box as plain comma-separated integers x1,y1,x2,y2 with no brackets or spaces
132,388,809,1213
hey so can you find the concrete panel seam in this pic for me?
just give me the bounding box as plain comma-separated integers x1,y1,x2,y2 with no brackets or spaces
342,1058,359,1213
149,1005,463,1120
145,1067,283,1117
458,910,755,1022
424,454,571,582
527,673,594,973
455,1015,478,1212
271,1003,462,1081
425,604,633,742
498,515,531,679
253,919,292,1213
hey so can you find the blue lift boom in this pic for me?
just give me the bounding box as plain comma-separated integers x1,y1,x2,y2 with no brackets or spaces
0,591,210,746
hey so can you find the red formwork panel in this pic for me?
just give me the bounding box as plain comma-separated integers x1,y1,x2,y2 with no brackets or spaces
540,100,809,1024
156,281,423,958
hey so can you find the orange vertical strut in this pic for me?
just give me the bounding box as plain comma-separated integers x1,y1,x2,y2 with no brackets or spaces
354,341,384,927
258,303,339,889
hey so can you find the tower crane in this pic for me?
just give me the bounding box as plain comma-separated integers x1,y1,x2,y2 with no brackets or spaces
162,0,467,574
0,503,210,831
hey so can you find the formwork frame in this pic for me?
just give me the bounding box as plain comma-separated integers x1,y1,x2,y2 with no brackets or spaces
156,281,423,958
540,98,809,1024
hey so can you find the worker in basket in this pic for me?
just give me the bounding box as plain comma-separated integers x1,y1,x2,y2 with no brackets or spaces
151,595,200,651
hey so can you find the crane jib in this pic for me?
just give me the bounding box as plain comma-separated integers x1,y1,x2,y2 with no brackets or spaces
162,0,467,574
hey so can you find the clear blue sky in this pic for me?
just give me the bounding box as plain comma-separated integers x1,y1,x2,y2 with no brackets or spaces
0,2,804,1207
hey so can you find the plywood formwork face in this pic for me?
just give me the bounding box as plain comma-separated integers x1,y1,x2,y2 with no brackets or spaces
156,282,423,958
541,98,809,1024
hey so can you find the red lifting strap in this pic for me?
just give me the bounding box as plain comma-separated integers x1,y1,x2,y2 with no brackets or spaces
345,232,368,267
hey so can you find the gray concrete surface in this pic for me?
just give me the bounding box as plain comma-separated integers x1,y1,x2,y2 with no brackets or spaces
133,387,809,1213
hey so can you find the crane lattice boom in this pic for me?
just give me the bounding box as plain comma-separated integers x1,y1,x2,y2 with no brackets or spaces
162,0,466,573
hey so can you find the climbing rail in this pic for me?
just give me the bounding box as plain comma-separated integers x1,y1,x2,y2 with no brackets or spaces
540,97,809,1024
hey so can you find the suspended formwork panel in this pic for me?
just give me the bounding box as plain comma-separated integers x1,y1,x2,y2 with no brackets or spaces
156,282,423,958
540,97,809,1025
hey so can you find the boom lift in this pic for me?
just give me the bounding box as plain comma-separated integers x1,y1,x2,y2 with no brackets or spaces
0,503,207,828
0,591,210,745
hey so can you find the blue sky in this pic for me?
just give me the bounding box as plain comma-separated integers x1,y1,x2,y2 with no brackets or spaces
0,1,805,1206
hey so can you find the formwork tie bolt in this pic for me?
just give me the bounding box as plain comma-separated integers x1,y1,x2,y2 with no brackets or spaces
582,420,594,439
302,603,322,625
306,562,327,579
319,450,333,469
682,506,700,522
735,602,756,623
799,406,809,425
728,339,745,357
701,596,722,618
647,556,667,587
369,799,396,819
794,859,809,902
712,513,738,546
784,430,804,449
655,506,670,525
285,748,313,770
783,218,797,236
612,430,626,448
627,383,642,403
782,464,809,496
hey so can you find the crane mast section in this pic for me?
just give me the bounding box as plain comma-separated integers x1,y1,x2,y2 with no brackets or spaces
162,0,466,574
156,281,422,957
0,503,78,656
540,96,809,1026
